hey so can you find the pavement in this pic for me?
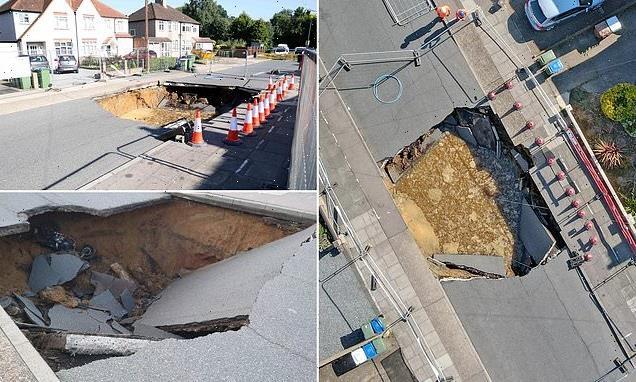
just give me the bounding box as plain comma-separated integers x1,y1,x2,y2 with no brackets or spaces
57,225,317,382
0,59,298,190
84,87,299,190
319,246,379,360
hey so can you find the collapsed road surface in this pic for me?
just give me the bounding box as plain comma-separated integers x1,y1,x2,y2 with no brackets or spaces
0,60,296,190
0,192,316,381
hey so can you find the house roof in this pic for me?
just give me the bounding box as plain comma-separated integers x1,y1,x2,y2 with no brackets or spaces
89,0,126,19
0,0,125,18
0,0,50,14
128,2,199,24
193,37,214,43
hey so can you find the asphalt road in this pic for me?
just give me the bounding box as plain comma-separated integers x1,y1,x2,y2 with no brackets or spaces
0,59,297,190
320,0,483,161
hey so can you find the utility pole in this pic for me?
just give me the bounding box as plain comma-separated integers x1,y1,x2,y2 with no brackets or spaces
145,0,150,72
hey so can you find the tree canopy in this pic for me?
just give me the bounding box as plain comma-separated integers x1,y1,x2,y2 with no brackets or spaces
180,1,316,49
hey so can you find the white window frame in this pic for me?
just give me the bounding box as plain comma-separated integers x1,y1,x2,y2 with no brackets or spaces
83,15,95,30
116,19,126,32
54,14,69,30
18,13,30,24
182,24,191,32
192,25,197,33
27,43,42,55
158,21,165,31
82,39,97,56
54,41,73,56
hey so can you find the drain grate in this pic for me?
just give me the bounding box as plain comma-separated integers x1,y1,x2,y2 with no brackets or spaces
383,0,434,26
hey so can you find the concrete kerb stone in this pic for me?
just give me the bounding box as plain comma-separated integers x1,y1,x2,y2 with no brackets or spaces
0,308,59,382
172,192,315,224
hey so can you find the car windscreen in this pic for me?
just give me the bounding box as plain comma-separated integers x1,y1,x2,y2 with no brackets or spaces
60,56,75,62
579,0,592,5
30,56,46,62
531,1,548,23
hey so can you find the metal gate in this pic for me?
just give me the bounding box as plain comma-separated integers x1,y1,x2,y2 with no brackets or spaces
383,0,434,26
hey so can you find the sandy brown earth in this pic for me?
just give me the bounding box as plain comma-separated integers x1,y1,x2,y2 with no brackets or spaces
392,134,516,277
97,87,214,126
0,199,304,296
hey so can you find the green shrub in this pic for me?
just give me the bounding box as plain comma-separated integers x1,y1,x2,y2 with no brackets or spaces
149,57,176,71
600,83,636,132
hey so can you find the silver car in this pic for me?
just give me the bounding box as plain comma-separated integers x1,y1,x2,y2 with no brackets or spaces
525,0,605,31
54,55,79,73
29,55,49,72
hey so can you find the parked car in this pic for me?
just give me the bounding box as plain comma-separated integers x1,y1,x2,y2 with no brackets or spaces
294,47,306,54
276,43,290,52
273,47,288,55
29,55,49,72
54,55,79,73
524,0,605,31
123,48,157,60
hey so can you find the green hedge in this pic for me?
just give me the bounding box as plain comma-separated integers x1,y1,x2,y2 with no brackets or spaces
601,83,636,133
149,57,177,71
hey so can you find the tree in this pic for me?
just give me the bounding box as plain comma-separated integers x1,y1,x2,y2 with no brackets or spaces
270,7,316,48
250,19,272,48
181,0,230,41
229,12,253,43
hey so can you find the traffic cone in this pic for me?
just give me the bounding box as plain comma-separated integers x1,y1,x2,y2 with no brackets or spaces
264,91,271,117
191,109,204,145
252,98,260,128
269,76,273,87
243,103,254,136
258,94,265,123
289,74,295,90
224,108,242,146
270,87,277,111
277,82,283,102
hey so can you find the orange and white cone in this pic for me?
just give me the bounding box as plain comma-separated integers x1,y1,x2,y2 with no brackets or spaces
269,76,273,87
224,108,242,146
283,76,288,95
278,82,283,101
270,87,277,110
264,91,270,117
191,109,204,145
242,103,254,136
289,74,295,90
252,98,260,128
258,94,265,123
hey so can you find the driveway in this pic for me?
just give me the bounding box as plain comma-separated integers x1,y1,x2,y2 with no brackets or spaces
51,68,100,89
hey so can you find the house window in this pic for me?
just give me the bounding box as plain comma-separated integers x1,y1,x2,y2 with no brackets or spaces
172,40,178,53
54,41,73,55
83,15,94,30
182,24,191,32
161,42,171,57
192,26,197,33
173,22,178,31
158,21,165,31
27,43,43,55
116,19,126,32
82,39,97,55
181,40,192,55
130,29,136,36
18,13,30,24
54,14,68,30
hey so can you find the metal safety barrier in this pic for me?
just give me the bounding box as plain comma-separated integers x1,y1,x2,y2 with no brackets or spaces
319,160,446,382
383,0,434,26
288,49,317,190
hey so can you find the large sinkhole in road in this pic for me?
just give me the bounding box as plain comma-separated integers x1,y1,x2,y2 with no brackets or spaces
384,107,562,279
0,198,305,371
96,85,253,128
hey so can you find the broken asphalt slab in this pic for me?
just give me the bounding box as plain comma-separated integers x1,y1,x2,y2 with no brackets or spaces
28,254,89,293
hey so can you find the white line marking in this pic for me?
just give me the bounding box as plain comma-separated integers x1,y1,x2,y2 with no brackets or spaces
268,126,274,134
256,140,265,149
235,159,249,174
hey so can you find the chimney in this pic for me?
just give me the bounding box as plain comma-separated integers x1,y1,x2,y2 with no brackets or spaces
156,0,166,6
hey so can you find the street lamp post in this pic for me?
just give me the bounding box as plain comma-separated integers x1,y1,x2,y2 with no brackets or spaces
145,0,150,72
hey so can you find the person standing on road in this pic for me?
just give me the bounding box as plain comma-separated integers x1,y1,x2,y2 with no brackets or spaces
435,5,452,21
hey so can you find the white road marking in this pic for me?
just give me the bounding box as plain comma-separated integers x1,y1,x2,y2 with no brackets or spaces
235,159,249,174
